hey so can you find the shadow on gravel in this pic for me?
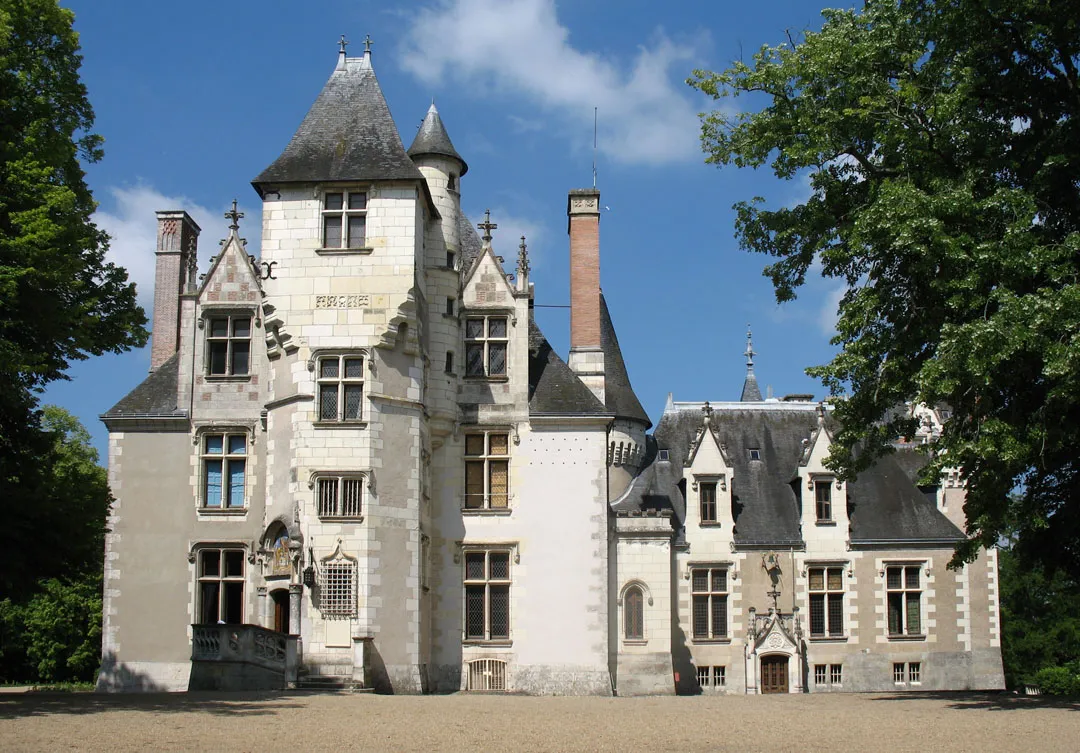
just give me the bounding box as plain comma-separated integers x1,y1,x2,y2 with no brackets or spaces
870,691,1080,711
0,691,314,720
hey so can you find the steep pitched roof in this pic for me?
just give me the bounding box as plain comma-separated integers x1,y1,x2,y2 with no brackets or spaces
407,103,468,175
653,404,962,546
102,353,183,418
528,315,608,416
253,53,424,189
458,212,484,274
600,294,651,428
740,371,763,402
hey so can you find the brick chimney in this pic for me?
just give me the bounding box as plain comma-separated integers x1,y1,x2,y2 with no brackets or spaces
567,188,605,402
150,211,200,371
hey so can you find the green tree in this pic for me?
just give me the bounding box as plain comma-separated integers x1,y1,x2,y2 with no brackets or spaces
689,0,1080,576
0,0,147,596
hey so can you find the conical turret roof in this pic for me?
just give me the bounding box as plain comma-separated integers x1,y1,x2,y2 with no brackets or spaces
600,294,651,427
408,103,468,175
253,51,424,191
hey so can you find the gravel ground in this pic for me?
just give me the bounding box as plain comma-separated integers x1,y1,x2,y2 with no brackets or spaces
1,690,1077,752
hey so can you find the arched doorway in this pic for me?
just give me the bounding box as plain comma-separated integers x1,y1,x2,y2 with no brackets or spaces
761,655,789,694
271,589,290,634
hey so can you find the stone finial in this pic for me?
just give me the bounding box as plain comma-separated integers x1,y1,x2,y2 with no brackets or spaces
701,400,713,426
517,236,530,276
225,199,244,232
339,34,348,54
364,34,372,54
477,209,497,244
745,325,756,369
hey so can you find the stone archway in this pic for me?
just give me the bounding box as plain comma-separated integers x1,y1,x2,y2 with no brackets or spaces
760,654,789,693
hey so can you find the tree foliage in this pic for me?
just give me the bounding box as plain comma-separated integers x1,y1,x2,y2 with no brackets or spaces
0,0,147,596
690,0,1080,576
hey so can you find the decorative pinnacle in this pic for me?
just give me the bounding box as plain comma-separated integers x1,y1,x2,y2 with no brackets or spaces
517,235,530,276
477,209,497,243
225,200,244,231
701,400,713,426
339,34,348,54
744,325,756,370
364,34,372,54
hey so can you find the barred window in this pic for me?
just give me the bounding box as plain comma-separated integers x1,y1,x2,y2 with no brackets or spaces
909,662,921,683
197,547,245,624
809,566,845,637
317,355,364,422
691,567,728,640
463,550,511,641
815,479,833,521
699,481,717,523
202,433,246,509
697,665,725,688
206,315,251,376
465,316,508,377
893,662,906,683
320,560,356,618
815,664,826,685
322,190,367,249
887,564,923,636
316,475,364,518
623,585,644,640
464,432,509,509
830,664,843,685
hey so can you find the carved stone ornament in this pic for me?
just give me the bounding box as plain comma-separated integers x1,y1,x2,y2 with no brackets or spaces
767,633,785,649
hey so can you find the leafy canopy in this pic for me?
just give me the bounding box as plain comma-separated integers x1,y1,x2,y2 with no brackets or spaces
689,0,1080,575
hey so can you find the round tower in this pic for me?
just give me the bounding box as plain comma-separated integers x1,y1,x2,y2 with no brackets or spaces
408,103,468,269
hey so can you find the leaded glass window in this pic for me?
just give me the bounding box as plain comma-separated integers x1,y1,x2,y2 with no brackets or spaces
464,315,508,377
809,566,844,637
463,550,511,641
887,564,923,636
691,567,728,639
464,432,510,509
317,354,365,422
624,585,644,640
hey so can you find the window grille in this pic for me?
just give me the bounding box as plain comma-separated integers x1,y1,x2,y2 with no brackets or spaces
908,662,921,683
320,561,356,618
465,316,508,377
206,315,251,376
197,548,245,623
893,662,906,683
202,433,246,509
317,355,364,422
463,550,511,640
322,191,367,249
886,565,923,636
815,664,827,685
697,665,725,688
809,566,845,637
830,664,843,685
691,567,728,639
696,666,710,687
316,475,364,518
467,658,507,691
623,586,644,640
464,433,510,509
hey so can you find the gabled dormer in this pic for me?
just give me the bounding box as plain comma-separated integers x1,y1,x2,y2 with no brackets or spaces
797,404,849,548
684,402,735,531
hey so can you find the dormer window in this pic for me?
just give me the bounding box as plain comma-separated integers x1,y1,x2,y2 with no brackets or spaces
815,479,833,522
207,315,251,376
465,315,508,377
699,481,717,524
322,191,367,249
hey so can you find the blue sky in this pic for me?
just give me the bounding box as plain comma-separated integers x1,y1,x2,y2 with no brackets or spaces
50,0,846,457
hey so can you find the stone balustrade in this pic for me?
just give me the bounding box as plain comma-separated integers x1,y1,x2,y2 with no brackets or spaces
190,624,299,690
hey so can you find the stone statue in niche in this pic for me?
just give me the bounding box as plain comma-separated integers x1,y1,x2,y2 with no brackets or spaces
271,531,291,577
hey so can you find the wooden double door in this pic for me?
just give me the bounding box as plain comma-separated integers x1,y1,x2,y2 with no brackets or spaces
760,655,789,694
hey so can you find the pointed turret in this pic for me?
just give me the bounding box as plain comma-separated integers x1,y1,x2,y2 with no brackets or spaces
740,326,763,402
253,37,423,193
408,103,468,176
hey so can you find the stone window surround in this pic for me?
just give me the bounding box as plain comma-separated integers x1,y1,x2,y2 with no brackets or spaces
317,540,358,619
456,542,519,646
805,561,847,641
462,309,513,381
462,427,513,514
691,473,727,527
200,308,256,381
192,424,256,515
805,472,841,525
307,348,371,428
308,471,370,522
188,541,251,625
688,562,732,644
882,560,929,641
617,579,654,645
317,185,373,254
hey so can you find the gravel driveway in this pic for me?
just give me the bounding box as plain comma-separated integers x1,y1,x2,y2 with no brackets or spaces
1,690,1076,752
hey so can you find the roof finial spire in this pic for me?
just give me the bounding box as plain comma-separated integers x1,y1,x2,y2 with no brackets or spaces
740,324,763,402
339,34,348,54
364,34,373,54
225,199,244,232
701,400,713,426
744,324,756,370
478,209,497,244
517,235,530,276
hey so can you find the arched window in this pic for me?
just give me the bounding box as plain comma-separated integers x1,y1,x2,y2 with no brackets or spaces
624,585,644,640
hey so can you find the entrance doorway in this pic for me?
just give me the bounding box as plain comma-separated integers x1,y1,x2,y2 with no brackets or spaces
760,655,789,694
271,589,290,634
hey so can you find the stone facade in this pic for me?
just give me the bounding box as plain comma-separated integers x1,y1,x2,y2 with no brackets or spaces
98,44,1003,696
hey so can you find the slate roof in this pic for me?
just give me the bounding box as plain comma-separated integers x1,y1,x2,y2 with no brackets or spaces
651,404,963,546
102,353,184,418
528,315,608,416
458,212,484,275
600,295,651,428
740,370,763,402
611,436,686,526
253,54,424,190
407,103,468,175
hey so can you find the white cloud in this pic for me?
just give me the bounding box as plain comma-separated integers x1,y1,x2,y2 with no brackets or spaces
402,0,705,166
94,185,259,312
818,284,845,336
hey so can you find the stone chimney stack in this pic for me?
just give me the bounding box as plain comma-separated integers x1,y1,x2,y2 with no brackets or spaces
567,188,605,402
150,210,200,371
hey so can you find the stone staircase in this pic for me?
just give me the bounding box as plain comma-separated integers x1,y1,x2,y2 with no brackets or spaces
292,664,371,692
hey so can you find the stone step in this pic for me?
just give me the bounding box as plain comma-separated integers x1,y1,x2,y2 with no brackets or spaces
292,676,371,693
